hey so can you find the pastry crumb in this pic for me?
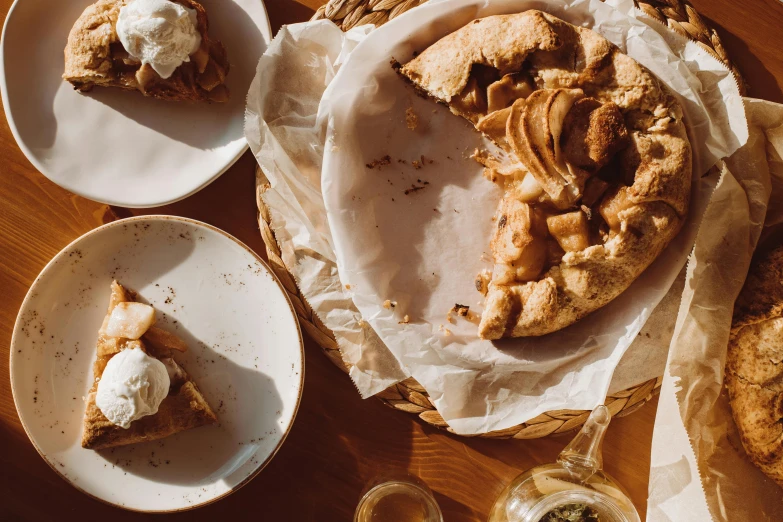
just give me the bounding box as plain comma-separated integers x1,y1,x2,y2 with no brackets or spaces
365,155,392,169
475,270,491,296
405,107,419,130
452,304,470,317
399,314,410,324
383,300,397,309
412,160,422,169
438,324,453,336
345,284,352,290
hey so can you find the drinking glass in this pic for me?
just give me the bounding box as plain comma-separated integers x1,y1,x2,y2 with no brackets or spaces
354,472,443,522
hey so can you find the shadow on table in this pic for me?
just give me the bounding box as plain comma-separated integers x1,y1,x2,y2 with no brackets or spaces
176,336,376,520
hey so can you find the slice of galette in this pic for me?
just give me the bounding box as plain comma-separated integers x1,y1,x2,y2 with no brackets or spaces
63,0,230,102
82,281,217,450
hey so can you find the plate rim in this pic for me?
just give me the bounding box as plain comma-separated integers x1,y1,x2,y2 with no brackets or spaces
0,0,273,208
9,214,305,513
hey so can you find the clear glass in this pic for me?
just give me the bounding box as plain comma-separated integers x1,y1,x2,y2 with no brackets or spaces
354,473,444,522
488,406,641,522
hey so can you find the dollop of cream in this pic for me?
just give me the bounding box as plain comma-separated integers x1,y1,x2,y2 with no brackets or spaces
95,347,170,428
116,0,201,79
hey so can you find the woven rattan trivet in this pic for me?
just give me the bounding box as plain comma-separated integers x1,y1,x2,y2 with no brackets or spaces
255,0,745,438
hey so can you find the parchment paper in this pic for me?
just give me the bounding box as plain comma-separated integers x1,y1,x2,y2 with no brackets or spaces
648,99,783,521
320,0,745,434
245,0,747,434
246,21,410,396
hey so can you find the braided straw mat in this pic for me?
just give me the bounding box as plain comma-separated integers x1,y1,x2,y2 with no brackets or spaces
255,0,745,438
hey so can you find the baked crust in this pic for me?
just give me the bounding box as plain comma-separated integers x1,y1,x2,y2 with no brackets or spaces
63,0,230,102
726,246,783,487
81,281,217,450
397,11,692,338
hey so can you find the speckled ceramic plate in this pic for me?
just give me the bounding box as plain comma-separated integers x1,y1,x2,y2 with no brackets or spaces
9,216,304,512
0,0,272,207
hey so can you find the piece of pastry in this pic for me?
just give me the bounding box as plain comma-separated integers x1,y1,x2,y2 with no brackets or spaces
395,11,691,339
63,0,229,102
81,281,217,450
726,244,783,487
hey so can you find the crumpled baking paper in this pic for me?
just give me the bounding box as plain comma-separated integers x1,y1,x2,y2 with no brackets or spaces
245,0,746,434
648,99,783,521
246,21,410,396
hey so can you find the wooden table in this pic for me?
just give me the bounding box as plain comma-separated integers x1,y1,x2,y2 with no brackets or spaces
2,0,782,520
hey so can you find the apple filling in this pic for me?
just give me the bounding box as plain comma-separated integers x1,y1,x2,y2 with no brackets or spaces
104,34,229,102
458,69,630,289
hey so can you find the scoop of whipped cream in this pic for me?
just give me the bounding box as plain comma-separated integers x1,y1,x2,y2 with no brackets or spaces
95,346,170,428
116,0,202,79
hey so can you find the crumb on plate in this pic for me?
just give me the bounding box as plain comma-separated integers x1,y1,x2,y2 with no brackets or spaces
405,107,419,130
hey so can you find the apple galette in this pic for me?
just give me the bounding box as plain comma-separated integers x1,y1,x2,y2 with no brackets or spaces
395,10,691,339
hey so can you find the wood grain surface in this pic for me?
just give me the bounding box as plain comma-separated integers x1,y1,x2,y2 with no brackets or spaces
2,0,782,520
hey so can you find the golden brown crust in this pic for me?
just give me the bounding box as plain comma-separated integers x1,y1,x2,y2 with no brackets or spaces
732,247,783,329
726,245,783,488
63,0,230,103
400,11,561,103
81,281,217,450
82,380,217,450
398,11,691,338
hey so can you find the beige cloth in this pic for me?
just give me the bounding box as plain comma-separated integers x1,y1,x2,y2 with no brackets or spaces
648,98,783,521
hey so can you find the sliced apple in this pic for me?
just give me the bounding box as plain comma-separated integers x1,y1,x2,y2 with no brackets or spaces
105,302,155,339
507,89,584,208
144,326,189,353
192,42,210,74
476,107,512,149
546,210,590,252
548,89,588,193
487,73,535,113
491,196,532,262
472,148,526,180
599,186,635,231
505,171,545,203
508,95,561,200
490,196,547,282
450,77,487,123
582,177,610,207
512,238,547,281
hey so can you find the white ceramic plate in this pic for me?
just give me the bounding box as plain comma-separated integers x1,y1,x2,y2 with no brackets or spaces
10,216,304,512
0,0,271,207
